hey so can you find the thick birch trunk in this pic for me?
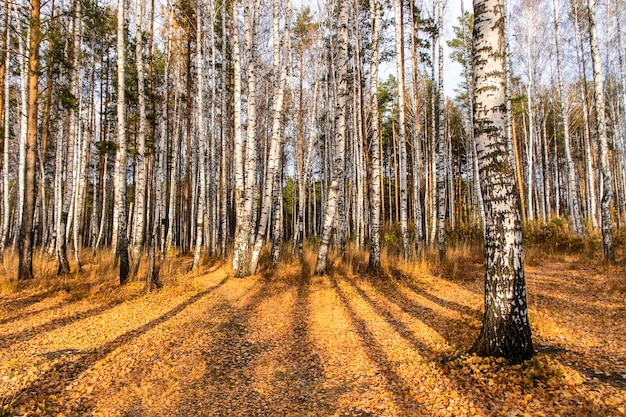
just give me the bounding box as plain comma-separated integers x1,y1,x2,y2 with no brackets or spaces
470,0,533,361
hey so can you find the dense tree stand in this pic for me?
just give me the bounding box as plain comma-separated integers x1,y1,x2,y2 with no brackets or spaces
469,0,533,361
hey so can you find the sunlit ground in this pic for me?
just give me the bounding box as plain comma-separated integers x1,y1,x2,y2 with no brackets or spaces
0,246,624,416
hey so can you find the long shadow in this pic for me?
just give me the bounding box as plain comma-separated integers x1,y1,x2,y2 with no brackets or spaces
0,299,71,327
367,277,478,349
0,289,59,312
389,267,482,319
175,278,289,416
330,276,427,416
276,270,330,415
0,300,128,349
343,278,436,359
535,343,626,390
7,276,229,412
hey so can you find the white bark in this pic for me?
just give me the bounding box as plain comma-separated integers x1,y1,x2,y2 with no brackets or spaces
249,0,291,274
436,0,446,258
131,0,148,275
192,3,206,271
0,32,9,252
232,0,246,274
551,0,583,235
587,0,615,263
18,23,28,231
368,0,382,269
471,0,533,360
315,0,348,275
115,0,130,283
394,0,412,259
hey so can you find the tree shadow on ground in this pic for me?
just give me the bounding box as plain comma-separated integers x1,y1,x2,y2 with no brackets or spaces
0,299,127,349
175,262,337,416
0,298,70,326
329,276,433,416
6,276,229,413
0,288,60,312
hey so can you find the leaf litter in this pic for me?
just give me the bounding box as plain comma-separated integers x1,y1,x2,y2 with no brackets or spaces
0,258,624,416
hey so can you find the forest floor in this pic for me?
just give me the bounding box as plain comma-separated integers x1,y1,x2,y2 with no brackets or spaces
0,247,625,417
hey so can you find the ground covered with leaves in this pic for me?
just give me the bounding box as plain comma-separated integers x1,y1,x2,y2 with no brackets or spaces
0,250,625,416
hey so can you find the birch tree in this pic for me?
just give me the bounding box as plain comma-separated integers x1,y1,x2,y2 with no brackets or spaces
552,0,583,236
192,2,206,271
249,0,291,275
114,0,130,283
131,0,148,276
470,0,533,360
0,3,11,256
368,0,382,270
393,0,412,259
315,0,348,275
436,0,446,258
587,0,615,263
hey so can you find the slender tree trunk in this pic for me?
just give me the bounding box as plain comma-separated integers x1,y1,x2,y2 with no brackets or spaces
232,0,247,275
192,4,206,271
470,0,533,361
552,0,583,236
461,2,486,236
394,0,412,259
0,5,11,255
587,0,615,263
249,0,291,274
436,0,446,259
115,0,130,284
368,0,382,270
410,5,424,246
18,0,41,280
131,0,148,276
315,0,348,275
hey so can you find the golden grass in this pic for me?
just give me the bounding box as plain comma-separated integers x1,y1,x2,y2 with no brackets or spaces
1,232,624,302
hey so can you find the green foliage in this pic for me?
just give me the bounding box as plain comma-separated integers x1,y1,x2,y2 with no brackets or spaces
292,7,319,54
447,11,473,70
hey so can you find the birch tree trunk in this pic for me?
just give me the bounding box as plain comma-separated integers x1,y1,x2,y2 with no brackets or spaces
131,0,148,276
436,0,446,259
1,8,11,256
470,0,533,361
249,0,291,274
232,0,247,275
315,0,348,275
553,0,583,236
572,1,598,230
394,0,412,259
587,0,615,263
368,0,382,270
115,0,130,283
18,0,41,280
55,4,80,274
